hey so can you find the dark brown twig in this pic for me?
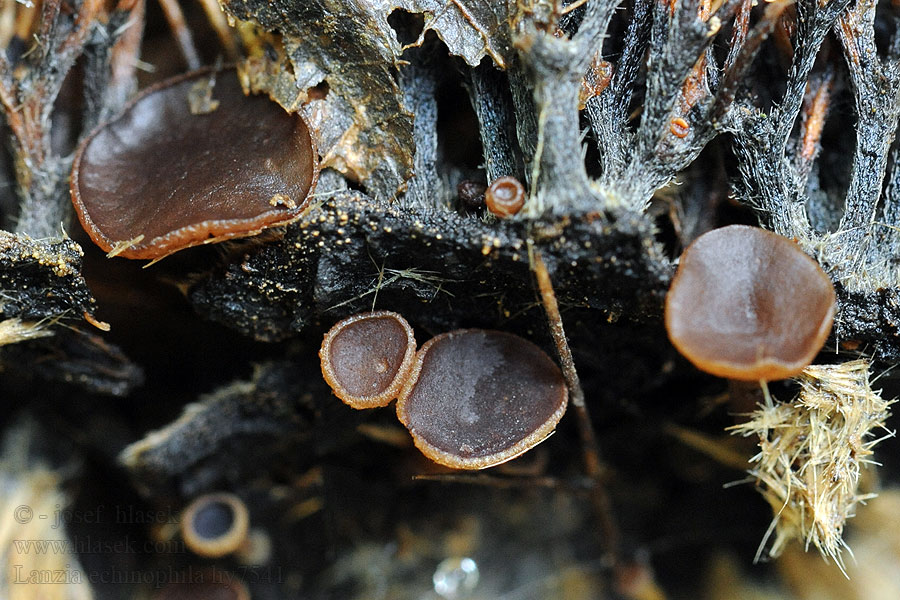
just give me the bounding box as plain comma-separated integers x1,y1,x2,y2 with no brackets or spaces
530,246,619,565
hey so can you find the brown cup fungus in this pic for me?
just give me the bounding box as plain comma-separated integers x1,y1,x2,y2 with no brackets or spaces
396,329,568,470
180,492,250,558
665,225,836,381
71,67,318,260
485,176,525,217
320,311,417,409
153,574,250,600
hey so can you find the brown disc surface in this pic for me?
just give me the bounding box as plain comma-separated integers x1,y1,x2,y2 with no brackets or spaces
396,329,568,470
320,311,417,409
665,225,836,381
71,68,318,260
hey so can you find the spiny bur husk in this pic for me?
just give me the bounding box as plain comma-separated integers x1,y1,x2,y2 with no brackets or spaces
729,360,895,573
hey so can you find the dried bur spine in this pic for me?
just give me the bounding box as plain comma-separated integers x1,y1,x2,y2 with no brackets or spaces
320,314,568,469
728,360,894,571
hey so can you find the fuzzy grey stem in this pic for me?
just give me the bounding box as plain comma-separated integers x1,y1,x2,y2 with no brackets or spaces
398,58,445,212
467,64,521,182
587,0,650,180
507,61,540,188
772,0,850,153
885,142,900,228
83,4,145,132
729,112,814,240
14,159,72,239
528,68,594,213
838,109,900,231
515,0,621,216
834,2,900,253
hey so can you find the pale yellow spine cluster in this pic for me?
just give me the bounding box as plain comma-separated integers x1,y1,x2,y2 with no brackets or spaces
729,360,895,573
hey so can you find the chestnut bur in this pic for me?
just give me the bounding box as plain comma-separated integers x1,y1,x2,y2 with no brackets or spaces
71,68,318,260
320,311,417,409
665,225,836,381
396,330,568,470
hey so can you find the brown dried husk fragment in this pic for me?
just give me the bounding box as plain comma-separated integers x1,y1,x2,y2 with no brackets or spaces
223,0,512,200
728,360,895,572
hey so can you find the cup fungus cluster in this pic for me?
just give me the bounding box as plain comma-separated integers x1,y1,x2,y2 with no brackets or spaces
665,225,836,382
71,68,319,260
320,313,568,469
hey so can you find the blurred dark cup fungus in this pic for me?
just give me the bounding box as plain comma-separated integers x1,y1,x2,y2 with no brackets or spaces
320,311,417,409
457,179,487,213
180,492,250,558
153,571,250,600
396,329,568,470
71,67,319,261
665,225,836,383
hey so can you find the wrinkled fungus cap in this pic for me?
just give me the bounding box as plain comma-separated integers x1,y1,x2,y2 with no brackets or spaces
320,311,417,409
71,67,318,260
396,330,568,470
665,225,836,381
180,492,250,558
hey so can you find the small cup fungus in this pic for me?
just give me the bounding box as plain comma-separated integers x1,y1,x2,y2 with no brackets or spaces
71,67,318,260
180,492,250,558
396,329,568,470
485,176,525,217
153,574,250,600
320,311,417,409
665,225,836,381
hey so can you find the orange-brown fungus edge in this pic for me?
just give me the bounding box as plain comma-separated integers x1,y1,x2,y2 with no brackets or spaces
396,330,568,470
319,311,417,409
70,67,319,260
180,492,249,558
665,225,836,381
485,176,525,217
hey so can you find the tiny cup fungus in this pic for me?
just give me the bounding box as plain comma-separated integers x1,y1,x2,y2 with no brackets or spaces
320,311,417,409
71,67,319,260
153,573,250,600
396,329,568,470
180,492,250,558
665,225,836,382
669,117,690,138
485,176,525,217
